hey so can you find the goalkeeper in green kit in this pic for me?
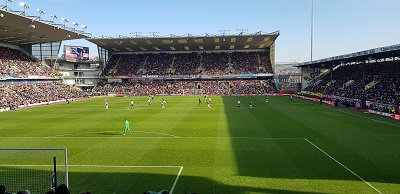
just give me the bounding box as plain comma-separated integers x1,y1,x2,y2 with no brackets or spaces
123,119,132,135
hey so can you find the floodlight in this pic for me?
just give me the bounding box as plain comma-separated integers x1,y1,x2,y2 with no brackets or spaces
36,9,44,20
19,2,30,16
36,9,44,15
61,18,68,28
81,25,87,32
22,3,29,9
71,22,78,31
50,14,57,24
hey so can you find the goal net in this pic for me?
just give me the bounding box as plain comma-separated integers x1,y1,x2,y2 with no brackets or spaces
180,89,203,96
0,148,68,194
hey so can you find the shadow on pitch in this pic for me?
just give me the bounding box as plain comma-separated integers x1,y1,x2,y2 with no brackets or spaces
222,96,400,186
0,166,328,194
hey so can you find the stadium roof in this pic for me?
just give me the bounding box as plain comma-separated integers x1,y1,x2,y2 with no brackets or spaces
87,31,279,52
294,44,400,69
0,9,90,45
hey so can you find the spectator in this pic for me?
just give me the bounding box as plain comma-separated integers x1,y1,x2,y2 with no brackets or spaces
55,184,70,194
0,185,5,194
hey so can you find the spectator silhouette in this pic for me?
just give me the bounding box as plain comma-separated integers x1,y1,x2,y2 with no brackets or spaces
55,184,70,194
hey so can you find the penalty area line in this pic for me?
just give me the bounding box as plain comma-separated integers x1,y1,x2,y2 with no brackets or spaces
0,164,183,168
70,164,183,194
304,138,382,194
69,164,183,168
0,136,305,140
170,166,183,194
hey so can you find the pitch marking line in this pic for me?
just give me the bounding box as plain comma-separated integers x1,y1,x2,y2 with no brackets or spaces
170,166,183,194
53,131,180,138
69,165,183,194
0,164,183,168
0,136,304,140
0,164,183,193
135,130,180,138
69,164,183,168
0,164,61,167
304,138,383,194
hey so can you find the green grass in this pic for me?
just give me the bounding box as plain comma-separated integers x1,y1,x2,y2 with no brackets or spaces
1,96,400,194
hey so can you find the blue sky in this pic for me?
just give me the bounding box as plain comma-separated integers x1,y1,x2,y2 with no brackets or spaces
6,0,400,63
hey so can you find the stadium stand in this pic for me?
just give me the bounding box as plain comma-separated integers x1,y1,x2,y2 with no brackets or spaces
93,79,276,96
0,47,86,110
304,60,400,107
94,50,277,98
201,52,230,76
100,51,273,77
0,82,85,109
230,51,261,74
173,52,201,75
145,53,174,75
0,46,62,78
101,53,147,76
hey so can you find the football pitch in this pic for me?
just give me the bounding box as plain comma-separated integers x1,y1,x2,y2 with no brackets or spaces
0,96,400,194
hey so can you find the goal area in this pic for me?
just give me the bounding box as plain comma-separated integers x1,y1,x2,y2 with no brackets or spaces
0,148,68,194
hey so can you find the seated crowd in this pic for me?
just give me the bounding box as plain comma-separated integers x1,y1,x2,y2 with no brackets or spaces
201,52,230,76
0,46,61,78
229,51,259,74
304,61,400,107
93,79,277,96
173,52,201,75
0,82,85,110
145,53,174,75
101,51,273,77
